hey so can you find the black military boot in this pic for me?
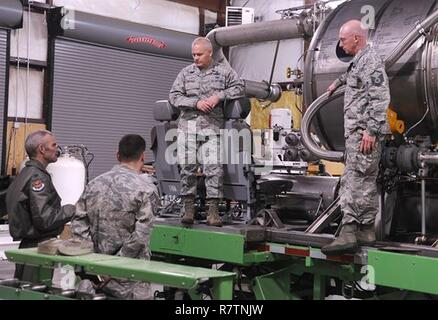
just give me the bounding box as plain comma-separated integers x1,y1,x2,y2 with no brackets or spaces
356,223,376,246
206,199,222,227
181,195,195,225
321,223,358,255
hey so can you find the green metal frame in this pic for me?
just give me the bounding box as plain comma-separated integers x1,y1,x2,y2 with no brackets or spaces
0,284,72,300
154,225,438,300
252,265,299,300
150,224,275,265
149,225,368,299
5,248,236,300
286,255,362,300
368,249,438,295
151,225,367,296
6,225,438,300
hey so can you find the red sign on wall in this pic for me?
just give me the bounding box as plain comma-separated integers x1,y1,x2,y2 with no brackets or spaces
127,35,167,49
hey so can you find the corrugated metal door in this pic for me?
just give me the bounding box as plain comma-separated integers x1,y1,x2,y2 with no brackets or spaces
51,38,190,179
0,29,8,173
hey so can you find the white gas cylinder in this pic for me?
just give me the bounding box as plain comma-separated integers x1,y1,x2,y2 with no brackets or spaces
18,157,29,173
47,154,86,206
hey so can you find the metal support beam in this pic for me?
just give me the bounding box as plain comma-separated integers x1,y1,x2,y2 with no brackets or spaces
0,284,71,300
313,274,326,300
252,266,299,300
305,196,341,233
199,8,205,35
368,249,438,295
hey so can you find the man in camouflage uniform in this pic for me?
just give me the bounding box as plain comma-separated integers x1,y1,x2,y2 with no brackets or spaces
71,134,159,299
322,20,390,255
169,37,244,227
6,130,75,281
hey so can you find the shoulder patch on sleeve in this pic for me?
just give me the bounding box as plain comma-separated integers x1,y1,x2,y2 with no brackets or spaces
31,179,45,192
370,70,384,87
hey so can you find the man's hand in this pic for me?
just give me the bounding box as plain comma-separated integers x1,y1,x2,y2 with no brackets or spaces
196,95,221,113
141,165,155,174
360,131,377,154
196,100,213,112
327,82,338,96
205,94,220,108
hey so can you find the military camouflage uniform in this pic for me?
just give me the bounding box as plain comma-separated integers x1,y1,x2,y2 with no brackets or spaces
169,62,244,199
334,44,390,226
72,165,160,300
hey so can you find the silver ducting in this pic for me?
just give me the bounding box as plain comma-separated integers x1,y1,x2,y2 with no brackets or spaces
301,90,346,162
243,80,282,102
207,15,315,102
209,18,313,50
419,152,438,165
301,0,438,162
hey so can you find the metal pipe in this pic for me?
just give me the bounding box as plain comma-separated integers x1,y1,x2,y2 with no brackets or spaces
244,80,282,102
24,2,31,144
384,11,438,70
416,164,428,243
210,18,310,49
207,17,313,102
269,40,281,85
419,152,438,164
300,8,438,162
421,176,426,236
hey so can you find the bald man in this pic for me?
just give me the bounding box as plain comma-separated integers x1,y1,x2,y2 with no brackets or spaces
321,20,390,255
169,37,244,227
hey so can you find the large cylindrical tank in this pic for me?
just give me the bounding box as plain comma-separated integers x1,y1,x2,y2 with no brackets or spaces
304,0,438,151
47,154,86,206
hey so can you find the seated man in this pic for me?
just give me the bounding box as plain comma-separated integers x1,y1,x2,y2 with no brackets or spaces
71,134,159,299
6,130,75,281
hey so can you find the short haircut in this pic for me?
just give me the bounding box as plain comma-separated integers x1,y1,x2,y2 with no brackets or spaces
192,37,212,51
118,134,146,162
25,130,53,158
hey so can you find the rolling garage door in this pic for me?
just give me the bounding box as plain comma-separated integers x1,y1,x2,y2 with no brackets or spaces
48,9,194,179
0,29,7,173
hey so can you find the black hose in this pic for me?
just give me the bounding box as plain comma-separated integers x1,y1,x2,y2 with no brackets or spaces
269,40,281,86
